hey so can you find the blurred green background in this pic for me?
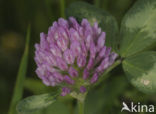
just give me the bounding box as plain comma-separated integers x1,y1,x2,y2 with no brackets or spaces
0,0,156,114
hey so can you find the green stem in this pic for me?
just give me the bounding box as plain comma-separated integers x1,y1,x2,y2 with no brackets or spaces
8,25,30,114
70,92,86,114
78,100,85,114
102,0,109,10
94,0,100,8
59,0,65,18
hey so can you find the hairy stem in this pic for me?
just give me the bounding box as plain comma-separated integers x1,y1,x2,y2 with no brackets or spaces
78,100,85,114
70,92,86,114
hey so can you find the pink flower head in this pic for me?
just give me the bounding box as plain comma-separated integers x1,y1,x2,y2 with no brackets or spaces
34,17,118,96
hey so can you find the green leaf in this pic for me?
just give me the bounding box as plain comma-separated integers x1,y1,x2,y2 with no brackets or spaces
18,101,69,114
123,51,156,94
24,78,57,94
16,92,59,113
8,25,31,114
44,101,69,114
120,0,156,57
66,1,119,51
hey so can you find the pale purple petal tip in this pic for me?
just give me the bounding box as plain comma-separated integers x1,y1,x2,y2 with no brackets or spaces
81,19,90,27
99,46,106,58
68,67,78,77
48,75,57,86
45,53,57,66
105,47,111,57
111,52,118,60
109,52,118,65
90,42,96,58
69,17,80,30
63,49,75,64
81,41,87,57
85,35,92,50
35,67,44,79
56,57,68,70
42,79,50,86
64,75,75,85
61,87,71,96
70,41,81,57
53,72,64,83
90,73,99,84
83,69,89,80
97,57,109,72
97,32,106,51
57,37,68,51
50,44,62,57
87,58,94,70
58,27,68,40
80,86,86,93
40,33,48,50
77,55,86,68
58,18,69,28
70,28,81,41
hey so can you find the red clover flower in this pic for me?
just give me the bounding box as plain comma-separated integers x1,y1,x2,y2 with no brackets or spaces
34,17,118,96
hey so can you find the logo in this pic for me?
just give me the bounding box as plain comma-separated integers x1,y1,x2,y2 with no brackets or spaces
121,102,155,112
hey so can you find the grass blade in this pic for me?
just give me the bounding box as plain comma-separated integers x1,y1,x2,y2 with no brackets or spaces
94,0,101,8
59,0,65,18
24,78,57,94
8,25,31,114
